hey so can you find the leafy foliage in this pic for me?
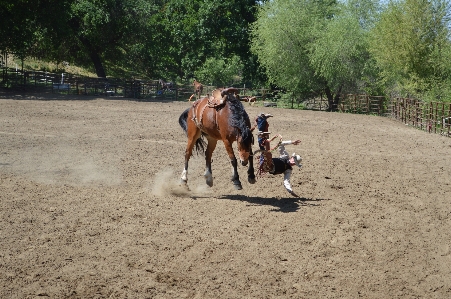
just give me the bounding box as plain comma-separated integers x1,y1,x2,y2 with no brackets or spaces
2,0,451,105
251,0,380,110
194,55,243,87
368,0,451,100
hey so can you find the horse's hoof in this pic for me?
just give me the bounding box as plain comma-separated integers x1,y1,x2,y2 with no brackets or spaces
204,173,213,187
233,183,243,190
248,176,256,184
179,180,190,191
233,184,243,190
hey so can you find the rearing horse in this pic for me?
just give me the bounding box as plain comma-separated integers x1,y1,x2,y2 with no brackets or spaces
179,87,256,190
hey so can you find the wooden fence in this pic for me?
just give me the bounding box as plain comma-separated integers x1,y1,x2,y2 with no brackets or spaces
340,95,451,136
304,94,451,136
1,68,179,100
390,97,451,136
2,67,450,136
340,94,389,116
1,67,271,102
304,94,388,115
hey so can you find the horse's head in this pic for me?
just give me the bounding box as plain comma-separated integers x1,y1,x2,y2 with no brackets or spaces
236,128,253,166
222,88,253,166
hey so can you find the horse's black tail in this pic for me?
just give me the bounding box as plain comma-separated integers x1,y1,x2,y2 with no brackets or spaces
178,108,190,132
178,107,207,156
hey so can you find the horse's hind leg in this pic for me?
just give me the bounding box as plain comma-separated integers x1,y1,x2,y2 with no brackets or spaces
180,129,201,188
204,138,217,187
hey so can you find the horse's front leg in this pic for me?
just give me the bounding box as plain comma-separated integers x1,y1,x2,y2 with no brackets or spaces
223,140,242,190
230,158,242,190
247,149,256,184
204,138,217,187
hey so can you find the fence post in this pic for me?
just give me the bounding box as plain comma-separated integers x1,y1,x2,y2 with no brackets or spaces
319,93,322,111
434,102,438,133
448,104,451,135
429,103,433,133
396,98,399,119
401,98,404,123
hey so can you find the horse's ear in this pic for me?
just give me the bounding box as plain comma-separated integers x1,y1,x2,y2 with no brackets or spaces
220,89,228,97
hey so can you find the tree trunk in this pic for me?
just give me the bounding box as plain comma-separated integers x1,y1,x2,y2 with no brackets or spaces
324,83,343,112
89,51,106,78
78,36,106,78
324,84,334,112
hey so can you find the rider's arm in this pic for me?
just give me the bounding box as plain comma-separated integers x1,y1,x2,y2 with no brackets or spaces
281,140,301,145
269,134,281,142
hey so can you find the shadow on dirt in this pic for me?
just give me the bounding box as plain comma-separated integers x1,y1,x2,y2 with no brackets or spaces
217,195,329,213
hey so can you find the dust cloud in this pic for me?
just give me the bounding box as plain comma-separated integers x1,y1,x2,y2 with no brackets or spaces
150,169,212,197
7,143,122,186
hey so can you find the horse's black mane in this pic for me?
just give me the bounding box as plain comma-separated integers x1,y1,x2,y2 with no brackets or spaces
227,94,252,146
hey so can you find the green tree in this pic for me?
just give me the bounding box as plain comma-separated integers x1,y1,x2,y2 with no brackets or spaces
251,0,379,111
194,55,243,86
251,0,374,110
0,0,71,60
1,0,261,83
67,0,158,77
251,0,326,96
154,0,259,83
369,0,451,99
309,0,380,109
0,0,159,78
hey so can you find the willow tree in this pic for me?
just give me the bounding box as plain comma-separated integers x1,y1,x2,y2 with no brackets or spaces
369,0,451,100
250,0,379,110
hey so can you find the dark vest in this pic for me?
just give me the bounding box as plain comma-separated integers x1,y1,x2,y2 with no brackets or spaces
270,158,292,175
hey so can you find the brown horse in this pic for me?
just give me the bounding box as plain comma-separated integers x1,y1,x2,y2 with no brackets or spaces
178,88,256,190
193,79,203,99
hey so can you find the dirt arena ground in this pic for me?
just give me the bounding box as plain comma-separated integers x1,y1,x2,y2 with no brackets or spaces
1,91,451,299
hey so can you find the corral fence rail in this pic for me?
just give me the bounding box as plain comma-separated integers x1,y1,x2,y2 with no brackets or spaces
306,94,451,137
303,94,388,114
390,97,451,136
1,67,272,102
2,68,450,136
342,94,451,136
340,94,389,116
1,68,177,100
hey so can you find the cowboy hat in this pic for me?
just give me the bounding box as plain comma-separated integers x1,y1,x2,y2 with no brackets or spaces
259,112,273,118
291,153,302,168
257,131,271,136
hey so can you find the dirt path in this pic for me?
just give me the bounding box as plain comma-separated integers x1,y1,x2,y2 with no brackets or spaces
1,94,451,298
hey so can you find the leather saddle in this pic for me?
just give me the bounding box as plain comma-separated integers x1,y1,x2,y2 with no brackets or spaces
207,87,240,107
